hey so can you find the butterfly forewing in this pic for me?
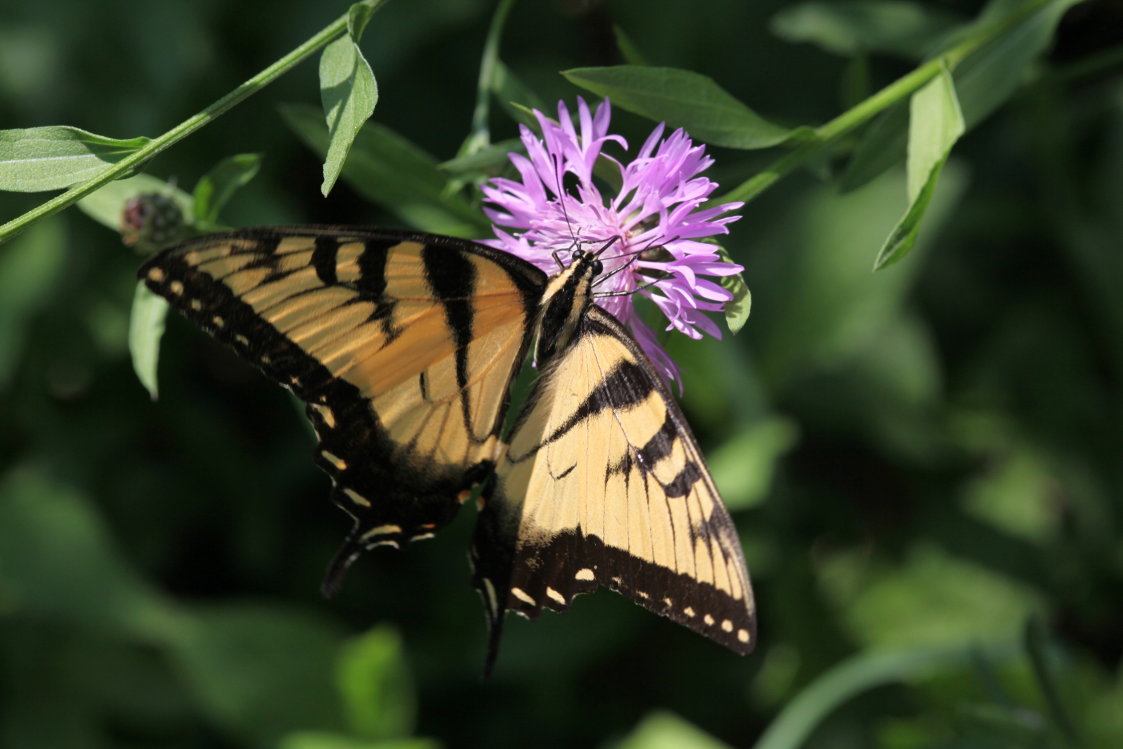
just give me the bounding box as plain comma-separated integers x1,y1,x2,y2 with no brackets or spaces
140,227,543,583
472,306,756,666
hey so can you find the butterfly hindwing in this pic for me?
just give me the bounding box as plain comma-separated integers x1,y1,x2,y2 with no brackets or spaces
472,305,756,667
140,227,544,589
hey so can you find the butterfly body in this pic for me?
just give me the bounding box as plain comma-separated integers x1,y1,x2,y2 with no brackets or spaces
140,226,755,671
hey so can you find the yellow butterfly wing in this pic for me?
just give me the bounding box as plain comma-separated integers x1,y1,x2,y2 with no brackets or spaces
472,305,756,669
139,227,545,591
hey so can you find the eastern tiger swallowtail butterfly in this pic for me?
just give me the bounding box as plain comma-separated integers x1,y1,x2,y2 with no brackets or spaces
139,226,755,672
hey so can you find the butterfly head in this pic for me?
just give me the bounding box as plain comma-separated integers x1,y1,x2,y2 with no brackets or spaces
567,246,604,278
534,239,618,364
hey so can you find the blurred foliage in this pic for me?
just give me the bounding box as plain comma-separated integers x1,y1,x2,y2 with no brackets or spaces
2,0,1123,748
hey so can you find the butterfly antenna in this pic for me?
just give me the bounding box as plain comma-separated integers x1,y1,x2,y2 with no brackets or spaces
592,252,641,288
552,151,583,263
320,524,364,598
592,278,663,298
592,233,678,289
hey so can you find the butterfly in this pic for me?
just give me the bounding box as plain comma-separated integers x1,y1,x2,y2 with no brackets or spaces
139,226,756,672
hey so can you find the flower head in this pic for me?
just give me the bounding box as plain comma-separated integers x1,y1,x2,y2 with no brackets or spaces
481,97,743,383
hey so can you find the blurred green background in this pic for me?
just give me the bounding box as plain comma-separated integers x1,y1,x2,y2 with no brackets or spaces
2,1,1122,747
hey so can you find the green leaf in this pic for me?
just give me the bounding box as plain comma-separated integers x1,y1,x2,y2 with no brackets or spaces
842,0,1081,191
0,466,171,638
819,545,1042,650
280,734,439,749
346,0,385,39
128,282,169,401
614,711,732,749
0,126,151,192
770,1,964,59
336,627,415,741
753,643,1018,749
562,66,792,150
168,604,347,747
192,153,262,228
0,219,67,389
1025,616,1083,745
77,174,193,232
906,65,965,201
874,62,964,270
709,418,799,511
282,103,487,236
317,1,385,196
714,243,751,333
613,26,650,66
439,138,521,177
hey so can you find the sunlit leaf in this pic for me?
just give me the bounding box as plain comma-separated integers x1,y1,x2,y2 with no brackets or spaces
714,243,751,333
128,282,168,400
337,627,415,740
318,0,387,195
614,711,732,749
874,62,963,269
0,126,150,192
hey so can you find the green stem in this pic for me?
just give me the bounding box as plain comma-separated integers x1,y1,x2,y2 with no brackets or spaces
0,9,355,245
718,0,1060,205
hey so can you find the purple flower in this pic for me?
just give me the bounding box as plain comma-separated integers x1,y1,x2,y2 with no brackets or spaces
481,97,744,383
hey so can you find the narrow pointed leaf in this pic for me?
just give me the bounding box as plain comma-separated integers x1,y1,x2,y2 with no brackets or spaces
613,26,650,66
129,282,169,400
282,103,486,236
842,0,1083,191
563,66,791,150
874,63,963,269
192,153,262,227
439,139,522,176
